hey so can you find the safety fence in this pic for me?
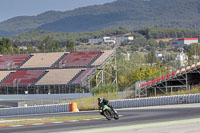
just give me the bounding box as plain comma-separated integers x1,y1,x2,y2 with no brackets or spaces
0,103,69,116
110,94,200,109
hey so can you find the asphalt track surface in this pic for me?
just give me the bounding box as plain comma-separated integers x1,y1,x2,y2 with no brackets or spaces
1,104,200,133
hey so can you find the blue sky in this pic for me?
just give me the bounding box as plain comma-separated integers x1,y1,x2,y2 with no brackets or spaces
0,0,116,22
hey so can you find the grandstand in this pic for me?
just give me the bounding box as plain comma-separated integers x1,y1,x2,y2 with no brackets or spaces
138,62,200,97
55,51,102,67
21,52,66,68
0,54,31,70
0,50,116,94
36,69,82,85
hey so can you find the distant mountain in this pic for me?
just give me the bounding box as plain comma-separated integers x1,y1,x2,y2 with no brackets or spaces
1,0,200,37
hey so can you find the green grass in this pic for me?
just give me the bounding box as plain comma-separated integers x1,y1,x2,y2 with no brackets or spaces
0,115,103,126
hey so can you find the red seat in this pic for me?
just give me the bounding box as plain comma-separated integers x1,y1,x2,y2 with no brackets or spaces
161,76,165,80
157,78,160,82
141,83,146,87
1,70,45,86
171,72,175,76
56,51,101,67
146,82,151,86
152,80,156,84
0,54,30,69
166,74,170,78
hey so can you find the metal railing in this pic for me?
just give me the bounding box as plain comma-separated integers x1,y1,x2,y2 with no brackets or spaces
110,94,200,108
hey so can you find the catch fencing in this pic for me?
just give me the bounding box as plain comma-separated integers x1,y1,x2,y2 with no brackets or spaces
110,94,200,108
0,103,69,116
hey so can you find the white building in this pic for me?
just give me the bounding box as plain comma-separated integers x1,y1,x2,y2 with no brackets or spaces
175,51,188,67
89,36,134,44
172,38,198,46
88,38,103,44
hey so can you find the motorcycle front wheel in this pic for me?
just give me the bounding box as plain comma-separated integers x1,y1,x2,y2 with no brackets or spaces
104,109,112,120
114,112,119,120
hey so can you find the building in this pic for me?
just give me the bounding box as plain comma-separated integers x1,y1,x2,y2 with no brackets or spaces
89,36,134,44
172,38,198,46
175,50,188,67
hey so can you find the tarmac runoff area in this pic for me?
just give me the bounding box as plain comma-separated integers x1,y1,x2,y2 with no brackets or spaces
57,104,200,133
63,118,200,133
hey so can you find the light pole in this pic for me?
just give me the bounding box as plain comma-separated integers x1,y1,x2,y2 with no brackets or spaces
139,68,142,84
43,44,46,52
160,65,162,78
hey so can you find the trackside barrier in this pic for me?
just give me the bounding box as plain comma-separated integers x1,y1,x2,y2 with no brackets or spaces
0,103,69,116
110,94,200,109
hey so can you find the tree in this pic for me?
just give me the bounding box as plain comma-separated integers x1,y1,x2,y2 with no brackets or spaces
0,38,12,53
145,50,158,65
37,36,61,52
91,83,118,94
12,43,19,53
26,45,34,52
187,43,200,63
148,39,158,50
159,40,166,49
66,40,75,51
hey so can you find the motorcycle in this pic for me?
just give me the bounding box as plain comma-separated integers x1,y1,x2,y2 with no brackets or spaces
99,105,119,120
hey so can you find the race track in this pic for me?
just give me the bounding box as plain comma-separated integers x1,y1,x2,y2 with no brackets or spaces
1,104,200,133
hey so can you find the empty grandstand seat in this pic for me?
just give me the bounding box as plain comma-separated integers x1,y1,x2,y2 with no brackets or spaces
181,68,185,73
0,71,14,83
161,76,165,80
141,83,146,87
157,78,160,82
152,80,156,84
196,62,200,67
176,70,180,75
166,74,171,78
36,69,82,85
56,51,101,67
92,50,115,66
1,70,46,86
0,54,30,69
191,64,196,69
185,66,190,71
146,82,151,86
72,68,95,84
171,72,176,76
21,52,66,68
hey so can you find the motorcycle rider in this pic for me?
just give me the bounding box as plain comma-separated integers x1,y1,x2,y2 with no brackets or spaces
98,97,115,115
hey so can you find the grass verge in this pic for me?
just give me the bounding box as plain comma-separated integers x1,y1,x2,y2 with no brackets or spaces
0,115,103,126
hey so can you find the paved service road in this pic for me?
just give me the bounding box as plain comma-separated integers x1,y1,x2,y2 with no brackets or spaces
1,104,200,133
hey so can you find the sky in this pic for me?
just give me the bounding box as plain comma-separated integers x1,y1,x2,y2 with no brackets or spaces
0,0,116,22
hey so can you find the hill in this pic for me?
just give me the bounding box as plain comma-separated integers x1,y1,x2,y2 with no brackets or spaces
1,0,200,37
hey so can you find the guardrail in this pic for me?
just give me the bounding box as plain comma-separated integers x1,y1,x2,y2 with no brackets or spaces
110,94,200,109
0,103,69,116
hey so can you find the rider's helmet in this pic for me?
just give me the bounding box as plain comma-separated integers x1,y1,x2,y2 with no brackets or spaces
98,97,103,103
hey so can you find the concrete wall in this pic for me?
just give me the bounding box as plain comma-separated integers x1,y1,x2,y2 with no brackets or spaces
0,103,69,116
